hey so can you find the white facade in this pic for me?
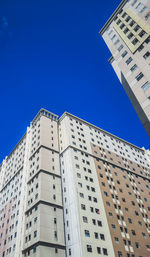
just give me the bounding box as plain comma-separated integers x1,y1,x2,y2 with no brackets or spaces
0,109,150,257
100,0,150,137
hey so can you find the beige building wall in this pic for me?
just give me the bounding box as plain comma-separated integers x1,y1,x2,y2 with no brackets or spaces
22,110,65,257
59,112,150,257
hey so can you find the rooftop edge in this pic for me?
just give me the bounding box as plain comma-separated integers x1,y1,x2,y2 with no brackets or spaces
99,0,128,36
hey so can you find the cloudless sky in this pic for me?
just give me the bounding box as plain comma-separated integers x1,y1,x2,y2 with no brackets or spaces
0,0,149,163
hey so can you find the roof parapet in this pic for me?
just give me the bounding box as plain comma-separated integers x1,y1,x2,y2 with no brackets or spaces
31,108,58,125
99,0,128,35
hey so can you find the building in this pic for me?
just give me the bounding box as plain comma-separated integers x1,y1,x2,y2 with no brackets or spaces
0,110,65,257
0,108,150,257
100,0,150,137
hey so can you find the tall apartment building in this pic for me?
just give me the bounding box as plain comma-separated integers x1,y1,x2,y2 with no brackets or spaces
100,0,150,137
0,108,150,257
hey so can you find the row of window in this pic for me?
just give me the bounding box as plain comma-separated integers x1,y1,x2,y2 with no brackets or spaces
69,117,145,156
120,47,150,92
131,0,150,20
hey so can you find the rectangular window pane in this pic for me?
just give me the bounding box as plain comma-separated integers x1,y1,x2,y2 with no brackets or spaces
130,64,138,72
136,72,144,81
142,82,150,91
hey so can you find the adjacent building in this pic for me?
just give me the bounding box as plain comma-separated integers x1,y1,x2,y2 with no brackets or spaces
0,108,150,257
100,0,150,137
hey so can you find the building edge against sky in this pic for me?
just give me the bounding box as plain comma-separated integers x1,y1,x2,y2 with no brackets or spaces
0,108,150,257
100,0,150,137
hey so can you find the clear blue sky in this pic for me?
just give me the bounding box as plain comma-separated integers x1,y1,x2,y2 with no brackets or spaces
0,0,149,163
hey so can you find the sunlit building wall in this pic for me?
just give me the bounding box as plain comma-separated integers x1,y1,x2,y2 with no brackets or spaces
0,108,150,257
100,0,150,137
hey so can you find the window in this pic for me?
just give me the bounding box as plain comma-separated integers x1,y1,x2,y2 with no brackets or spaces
90,207,94,213
145,11,150,20
34,231,37,238
140,5,147,14
139,30,146,37
91,187,95,192
103,248,108,256
132,0,137,6
135,242,140,248
33,247,36,253
112,224,116,230
69,248,71,256
114,237,119,244
106,201,110,206
92,219,96,225
130,20,135,27
134,25,140,32
95,208,100,214
130,64,138,72
109,212,113,218
87,245,92,252
126,57,132,65
128,32,133,39
100,234,105,240
126,16,130,22
85,230,90,237
142,232,146,238
93,197,97,202
136,3,142,11
54,231,57,239
114,39,120,45
104,191,108,196
124,27,129,34
95,232,99,239
138,44,144,51
97,247,101,254
78,182,82,188
131,230,136,236
132,38,139,45
97,220,102,226
122,50,128,58
35,206,38,211
118,251,123,257
79,193,84,198
117,19,121,25
111,34,116,41
118,45,123,52
81,204,86,210
143,51,150,60
122,12,127,18
83,216,88,223
138,221,142,226
128,218,132,224
120,23,125,29
136,72,144,81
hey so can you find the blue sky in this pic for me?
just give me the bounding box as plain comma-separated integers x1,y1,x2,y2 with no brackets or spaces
0,0,149,163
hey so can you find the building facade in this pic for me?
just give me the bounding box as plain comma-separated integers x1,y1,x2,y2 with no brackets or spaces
0,108,150,257
100,0,150,137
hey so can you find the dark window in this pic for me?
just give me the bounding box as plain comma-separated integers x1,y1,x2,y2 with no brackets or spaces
87,245,92,252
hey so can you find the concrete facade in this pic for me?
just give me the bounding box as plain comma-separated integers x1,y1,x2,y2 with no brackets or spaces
0,108,150,257
100,0,150,137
